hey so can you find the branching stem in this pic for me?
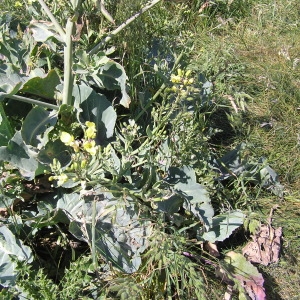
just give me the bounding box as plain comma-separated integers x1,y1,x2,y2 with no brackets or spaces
62,19,75,105
88,0,162,55
37,0,66,41
6,94,59,110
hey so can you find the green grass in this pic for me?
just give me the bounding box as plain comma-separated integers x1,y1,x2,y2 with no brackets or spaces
115,0,300,296
187,0,300,298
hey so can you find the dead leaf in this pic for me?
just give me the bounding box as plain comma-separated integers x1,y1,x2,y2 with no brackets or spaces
0,208,8,218
204,241,220,257
224,94,238,113
198,1,211,13
216,251,266,300
73,17,84,41
243,206,282,266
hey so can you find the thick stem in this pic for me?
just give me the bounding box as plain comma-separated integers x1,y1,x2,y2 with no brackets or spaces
37,0,66,41
62,19,74,106
6,94,59,110
88,0,162,55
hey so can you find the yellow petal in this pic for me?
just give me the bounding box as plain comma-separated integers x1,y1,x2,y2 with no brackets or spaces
60,132,74,145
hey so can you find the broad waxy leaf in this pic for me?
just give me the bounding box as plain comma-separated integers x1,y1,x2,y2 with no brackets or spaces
0,225,33,287
21,69,60,99
0,131,38,179
0,64,27,100
202,210,245,242
213,144,283,196
97,61,131,108
213,143,246,180
73,83,117,143
21,106,57,148
0,65,60,114
0,102,14,146
167,166,214,228
258,164,283,197
29,20,64,43
35,191,151,273
73,51,131,108
0,31,27,67
155,193,184,215
37,139,71,167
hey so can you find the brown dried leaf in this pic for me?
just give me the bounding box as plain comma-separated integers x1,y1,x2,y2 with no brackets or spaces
198,1,211,13
242,224,282,266
0,207,8,218
204,241,220,257
243,206,282,266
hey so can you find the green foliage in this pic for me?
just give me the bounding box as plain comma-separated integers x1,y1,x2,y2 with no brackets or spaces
6,256,100,299
0,0,291,299
0,225,33,287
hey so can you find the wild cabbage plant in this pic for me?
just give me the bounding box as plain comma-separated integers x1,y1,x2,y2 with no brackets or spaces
0,1,282,298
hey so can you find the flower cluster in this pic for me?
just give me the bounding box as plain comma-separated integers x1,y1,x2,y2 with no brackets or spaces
170,69,196,100
49,173,68,186
14,1,22,7
60,121,98,156
49,122,98,187
170,69,194,86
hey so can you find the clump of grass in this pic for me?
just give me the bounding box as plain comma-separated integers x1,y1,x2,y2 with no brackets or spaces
188,0,300,298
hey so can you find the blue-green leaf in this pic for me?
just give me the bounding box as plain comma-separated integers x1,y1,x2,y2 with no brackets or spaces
0,131,38,179
29,20,64,43
0,64,26,100
37,139,71,167
0,225,33,287
0,102,14,146
21,106,57,148
21,69,60,99
73,83,117,143
167,166,214,228
202,210,245,242
97,61,131,108
36,190,151,273
74,51,131,108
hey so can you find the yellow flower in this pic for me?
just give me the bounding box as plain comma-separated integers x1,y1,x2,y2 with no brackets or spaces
57,174,68,186
85,121,96,128
171,74,182,84
14,1,22,7
85,121,97,139
71,140,80,152
188,78,194,85
185,70,192,77
60,132,75,146
177,69,183,76
49,174,68,186
83,140,97,156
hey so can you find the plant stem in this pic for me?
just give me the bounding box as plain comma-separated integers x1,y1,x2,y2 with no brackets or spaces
62,19,74,105
37,0,66,41
6,94,59,110
88,0,162,55
135,52,184,122
91,196,98,271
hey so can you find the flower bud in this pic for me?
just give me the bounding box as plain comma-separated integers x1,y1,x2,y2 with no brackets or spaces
81,160,87,168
